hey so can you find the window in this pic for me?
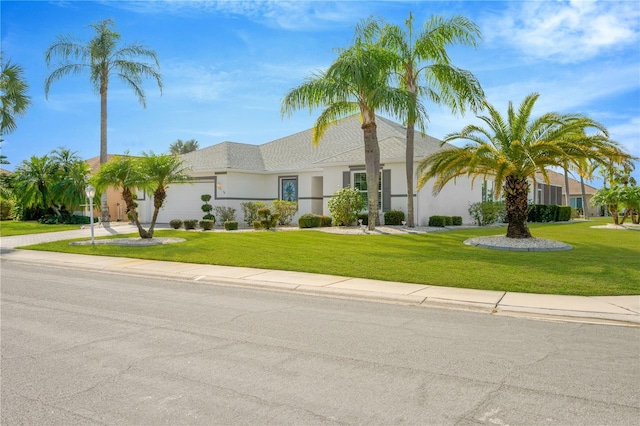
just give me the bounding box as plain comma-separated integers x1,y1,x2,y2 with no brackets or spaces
570,197,583,209
353,171,382,211
280,177,298,202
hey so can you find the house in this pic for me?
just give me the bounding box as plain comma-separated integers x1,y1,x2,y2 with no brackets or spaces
86,155,129,221
136,115,484,226
532,169,599,217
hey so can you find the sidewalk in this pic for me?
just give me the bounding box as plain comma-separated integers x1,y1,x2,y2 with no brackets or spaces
1,226,638,326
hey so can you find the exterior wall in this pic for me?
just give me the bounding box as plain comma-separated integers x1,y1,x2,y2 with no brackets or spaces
416,175,481,226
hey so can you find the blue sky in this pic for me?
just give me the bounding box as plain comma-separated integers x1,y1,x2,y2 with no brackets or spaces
2,0,639,186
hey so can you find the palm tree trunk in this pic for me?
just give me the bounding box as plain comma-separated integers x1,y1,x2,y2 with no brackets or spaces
563,166,571,207
580,175,589,219
406,122,415,227
362,121,380,231
100,77,110,222
504,175,532,238
122,187,149,238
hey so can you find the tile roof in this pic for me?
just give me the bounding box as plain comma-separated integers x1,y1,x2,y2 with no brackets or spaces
179,114,447,173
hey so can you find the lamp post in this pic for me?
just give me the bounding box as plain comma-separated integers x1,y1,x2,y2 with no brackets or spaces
85,185,96,245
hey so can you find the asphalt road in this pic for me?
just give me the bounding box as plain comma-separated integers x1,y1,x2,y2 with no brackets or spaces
2,261,639,425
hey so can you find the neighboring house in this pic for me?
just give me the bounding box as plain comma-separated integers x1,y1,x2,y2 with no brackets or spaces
533,169,600,217
85,155,129,221
137,115,482,226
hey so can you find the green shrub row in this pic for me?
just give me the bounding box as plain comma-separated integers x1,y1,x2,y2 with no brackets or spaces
384,210,405,225
298,213,332,228
170,218,238,231
428,215,462,227
527,204,572,223
38,214,95,225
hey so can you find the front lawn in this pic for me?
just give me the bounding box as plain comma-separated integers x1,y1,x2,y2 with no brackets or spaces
19,219,640,296
0,221,82,237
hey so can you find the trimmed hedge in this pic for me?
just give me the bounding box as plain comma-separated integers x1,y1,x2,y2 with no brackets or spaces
557,206,572,222
528,204,558,223
357,213,368,226
384,210,405,226
199,220,214,230
224,220,238,231
183,219,198,230
320,215,333,227
169,219,183,229
452,216,463,226
38,214,94,225
298,213,322,228
428,216,447,227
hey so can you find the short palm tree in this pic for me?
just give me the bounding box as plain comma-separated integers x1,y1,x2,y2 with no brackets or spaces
378,13,484,227
169,139,200,155
282,19,416,230
0,56,31,138
417,93,626,239
45,19,163,221
93,152,191,238
12,155,58,217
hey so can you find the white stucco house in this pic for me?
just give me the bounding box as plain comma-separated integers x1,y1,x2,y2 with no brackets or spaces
137,114,484,226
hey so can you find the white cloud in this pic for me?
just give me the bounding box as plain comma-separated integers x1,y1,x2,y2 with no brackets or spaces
483,0,640,63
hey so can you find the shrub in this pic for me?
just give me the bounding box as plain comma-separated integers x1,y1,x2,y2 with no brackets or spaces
451,216,463,226
224,220,238,231
1,198,14,220
252,207,279,230
384,210,405,226
320,215,333,227
468,201,506,226
38,214,93,225
241,201,266,226
528,204,559,223
271,200,298,225
357,213,368,226
328,187,366,226
201,194,214,221
199,219,214,230
428,216,447,227
183,219,198,230
557,206,572,222
169,219,183,229
444,216,453,226
213,206,236,224
298,213,322,228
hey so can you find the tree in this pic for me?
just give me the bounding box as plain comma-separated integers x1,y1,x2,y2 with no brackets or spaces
45,19,163,222
92,152,191,238
378,13,484,227
416,93,626,239
282,18,415,230
1,56,31,138
169,139,199,155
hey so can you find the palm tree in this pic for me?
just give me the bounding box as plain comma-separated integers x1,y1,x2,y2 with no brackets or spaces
169,139,199,155
139,152,192,237
0,55,31,138
12,155,58,217
378,13,484,227
50,147,91,215
92,152,191,238
282,19,416,230
44,19,163,222
416,93,626,239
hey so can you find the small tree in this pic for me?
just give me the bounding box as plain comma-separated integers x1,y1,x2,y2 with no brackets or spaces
201,194,214,221
328,186,366,226
271,200,298,225
252,207,279,230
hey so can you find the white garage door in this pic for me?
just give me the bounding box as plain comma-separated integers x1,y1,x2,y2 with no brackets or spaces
156,181,216,223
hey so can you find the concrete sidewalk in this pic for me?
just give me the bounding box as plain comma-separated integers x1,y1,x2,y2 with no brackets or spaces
1,226,639,326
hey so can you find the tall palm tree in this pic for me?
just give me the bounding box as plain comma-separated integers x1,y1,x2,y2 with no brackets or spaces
378,13,484,227
44,19,163,222
0,55,31,138
416,93,627,239
282,19,416,230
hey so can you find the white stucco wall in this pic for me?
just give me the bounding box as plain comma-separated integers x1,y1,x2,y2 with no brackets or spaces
416,175,482,225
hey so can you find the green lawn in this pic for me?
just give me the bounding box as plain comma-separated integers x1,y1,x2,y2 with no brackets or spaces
0,221,82,237
17,218,640,296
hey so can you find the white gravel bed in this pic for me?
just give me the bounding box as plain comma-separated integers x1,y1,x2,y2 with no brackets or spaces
464,236,572,251
70,237,186,246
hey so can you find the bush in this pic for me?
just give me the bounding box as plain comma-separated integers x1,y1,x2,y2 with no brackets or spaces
201,194,214,221
298,213,322,228
271,200,298,225
428,216,447,227
169,219,183,229
468,201,506,226
557,206,572,222
451,216,463,226
320,215,333,227
252,207,279,230
357,213,368,226
444,216,453,226
528,204,559,223
328,187,366,226
183,219,198,230
1,198,14,220
384,210,405,226
224,220,238,231
241,201,266,226
38,214,94,225
213,206,236,224
199,219,214,230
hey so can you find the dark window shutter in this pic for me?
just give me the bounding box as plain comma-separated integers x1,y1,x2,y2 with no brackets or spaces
343,171,350,188
382,169,391,212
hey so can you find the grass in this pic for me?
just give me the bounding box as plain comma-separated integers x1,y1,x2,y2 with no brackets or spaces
16,218,640,296
0,220,82,237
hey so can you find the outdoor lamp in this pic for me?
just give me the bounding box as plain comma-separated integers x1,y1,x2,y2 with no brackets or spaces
85,185,96,245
